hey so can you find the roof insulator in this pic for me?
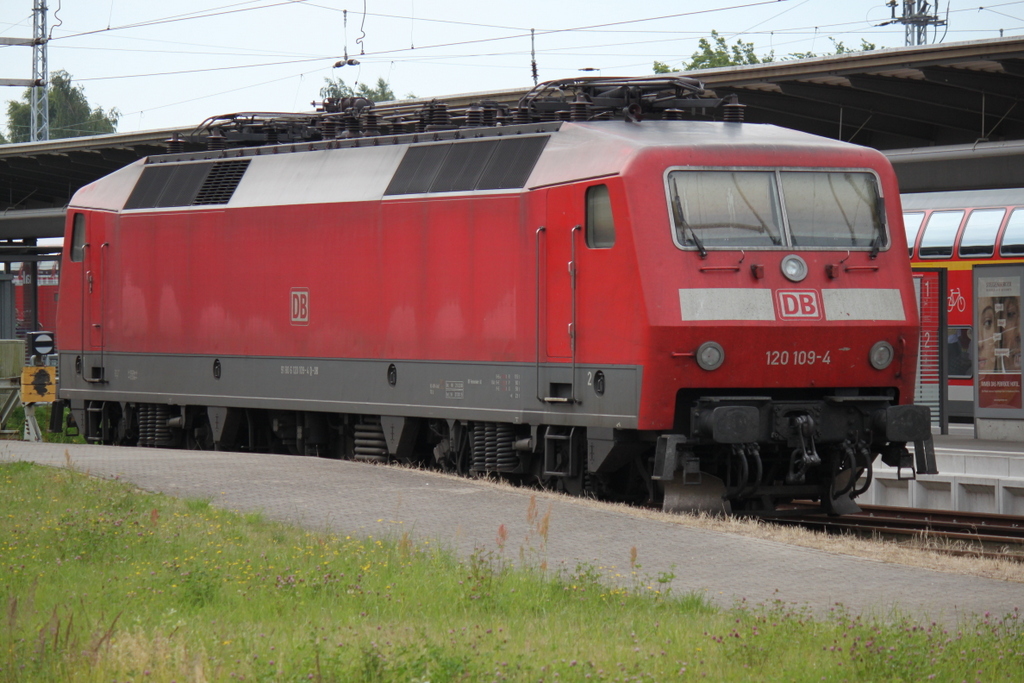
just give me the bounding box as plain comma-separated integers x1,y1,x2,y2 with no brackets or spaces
723,95,746,123
206,131,227,151
164,133,185,154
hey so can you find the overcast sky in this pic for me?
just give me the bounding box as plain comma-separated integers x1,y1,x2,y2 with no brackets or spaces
1,0,1022,136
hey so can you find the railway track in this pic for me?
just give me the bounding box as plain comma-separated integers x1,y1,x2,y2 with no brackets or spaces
765,504,1024,562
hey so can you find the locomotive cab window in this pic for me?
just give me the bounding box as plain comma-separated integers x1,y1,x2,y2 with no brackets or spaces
667,169,886,251
903,211,925,256
918,210,963,259
70,213,86,263
585,184,615,248
780,172,883,248
1001,208,1024,256
958,208,1005,258
669,171,782,248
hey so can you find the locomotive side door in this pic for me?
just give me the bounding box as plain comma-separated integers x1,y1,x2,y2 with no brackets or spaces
82,214,106,375
543,184,578,361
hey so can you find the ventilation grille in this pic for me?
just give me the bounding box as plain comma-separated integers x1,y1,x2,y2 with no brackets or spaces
385,136,548,196
124,159,250,210
193,160,251,205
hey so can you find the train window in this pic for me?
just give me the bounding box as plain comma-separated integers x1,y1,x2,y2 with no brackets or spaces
903,211,925,256
585,184,615,248
70,213,86,263
781,172,884,248
947,326,974,379
668,171,783,248
1001,208,1024,256
917,210,964,258
958,208,1005,258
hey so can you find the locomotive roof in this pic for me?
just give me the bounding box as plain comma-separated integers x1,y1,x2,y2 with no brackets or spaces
71,120,890,213
901,186,1024,211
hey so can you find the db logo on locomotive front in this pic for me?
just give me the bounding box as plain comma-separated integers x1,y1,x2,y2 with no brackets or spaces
775,289,822,320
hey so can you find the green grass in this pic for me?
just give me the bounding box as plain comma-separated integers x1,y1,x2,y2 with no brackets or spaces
1,459,1021,682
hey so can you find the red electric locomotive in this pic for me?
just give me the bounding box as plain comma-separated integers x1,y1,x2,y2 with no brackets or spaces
55,77,934,515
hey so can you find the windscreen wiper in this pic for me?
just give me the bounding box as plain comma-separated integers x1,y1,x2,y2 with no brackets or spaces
870,195,886,259
671,191,707,259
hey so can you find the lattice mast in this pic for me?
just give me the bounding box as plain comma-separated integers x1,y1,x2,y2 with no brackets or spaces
0,0,49,141
31,0,49,141
884,0,947,47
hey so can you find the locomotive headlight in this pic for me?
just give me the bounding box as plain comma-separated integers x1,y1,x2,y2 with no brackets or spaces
869,341,895,370
780,254,808,282
696,341,725,371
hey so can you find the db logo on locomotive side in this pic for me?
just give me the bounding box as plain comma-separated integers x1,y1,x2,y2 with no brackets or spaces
290,288,310,325
776,289,822,320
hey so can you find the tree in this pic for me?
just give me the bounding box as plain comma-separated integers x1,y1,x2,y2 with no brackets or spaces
320,76,401,103
787,38,878,60
652,31,770,73
5,70,119,143
684,30,772,70
654,33,879,73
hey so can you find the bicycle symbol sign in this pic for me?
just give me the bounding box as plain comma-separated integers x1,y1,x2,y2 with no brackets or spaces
947,288,966,313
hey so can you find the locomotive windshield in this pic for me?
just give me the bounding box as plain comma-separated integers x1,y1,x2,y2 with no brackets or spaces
668,170,886,251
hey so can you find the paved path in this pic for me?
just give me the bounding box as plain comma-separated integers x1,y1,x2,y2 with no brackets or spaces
5,440,1024,625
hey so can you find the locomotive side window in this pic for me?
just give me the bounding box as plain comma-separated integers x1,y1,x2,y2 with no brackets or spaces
70,213,86,263
903,211,925,256
780,172,883,248
958,208,1005,258
1001,208,1024,256
669,171,783,248
917,210,964,259
585,184,615,248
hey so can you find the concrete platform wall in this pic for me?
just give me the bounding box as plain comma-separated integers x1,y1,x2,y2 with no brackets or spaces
865,467,1024,515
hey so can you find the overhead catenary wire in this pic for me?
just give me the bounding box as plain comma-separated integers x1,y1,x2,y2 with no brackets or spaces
7,0,1023,134
44,1,815,84
47,0,314,43
42,1,795,82
47,0,800,50
30,1,1024,62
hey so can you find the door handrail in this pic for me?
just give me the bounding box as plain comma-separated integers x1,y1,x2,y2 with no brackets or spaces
535,225,546,403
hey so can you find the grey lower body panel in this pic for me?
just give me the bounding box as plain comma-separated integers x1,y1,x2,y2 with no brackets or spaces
947,399,972,420
59,351,642,429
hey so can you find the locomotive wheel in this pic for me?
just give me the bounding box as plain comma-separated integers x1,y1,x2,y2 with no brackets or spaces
109,403,128,446
114,403,135,446
451,427,472,475
559,470,588,497
187,413,215,451
821,471,861,516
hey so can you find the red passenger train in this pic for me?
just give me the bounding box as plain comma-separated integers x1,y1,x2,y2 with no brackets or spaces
55,77,934,515
903,188,1024,419
14,261,59,334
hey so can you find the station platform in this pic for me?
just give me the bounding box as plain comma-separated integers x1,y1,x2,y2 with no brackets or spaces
4,441,1023,626
865,424,1024,514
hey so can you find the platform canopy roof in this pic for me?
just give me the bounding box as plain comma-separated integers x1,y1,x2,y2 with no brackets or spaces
2,34,1024,241
695,35,1024,151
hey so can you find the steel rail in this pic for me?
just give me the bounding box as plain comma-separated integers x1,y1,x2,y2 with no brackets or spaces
766,503,1024,561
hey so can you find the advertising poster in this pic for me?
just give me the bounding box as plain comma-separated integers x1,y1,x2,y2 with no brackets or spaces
976,275,1022,410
